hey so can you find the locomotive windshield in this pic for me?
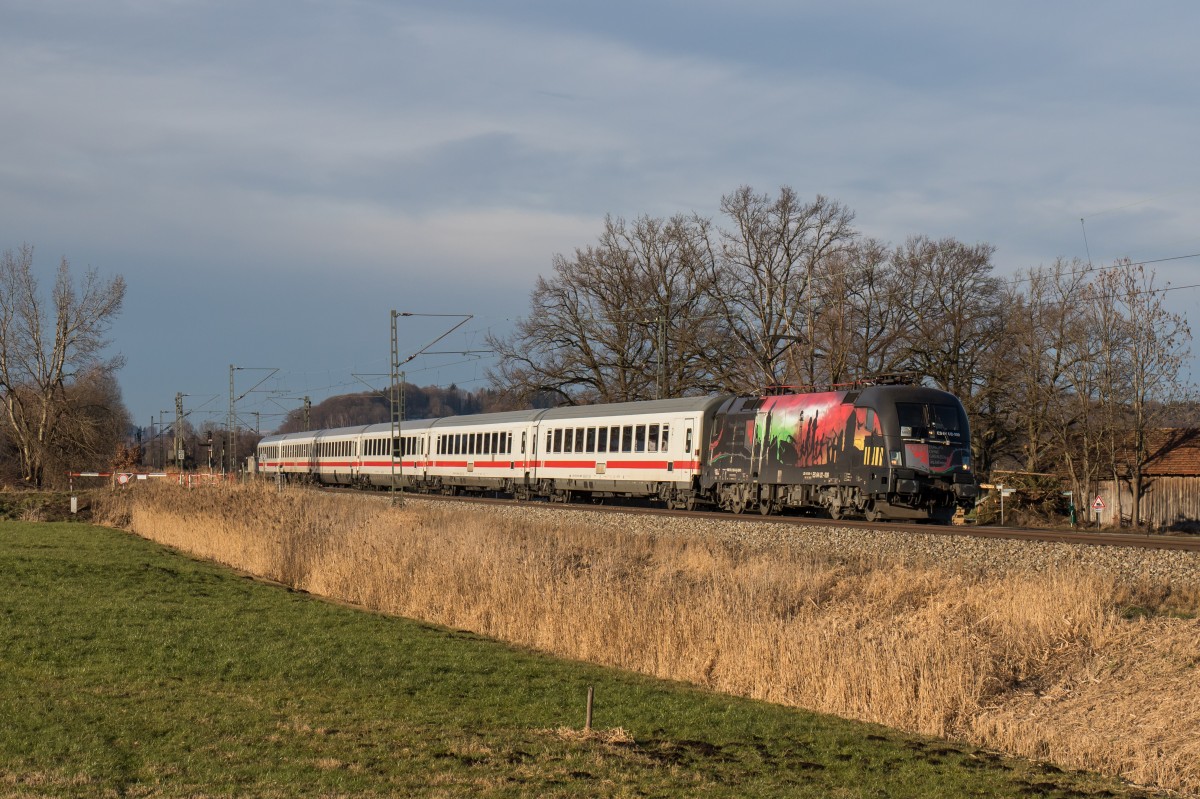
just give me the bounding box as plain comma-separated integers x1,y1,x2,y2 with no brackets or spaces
896,402,963,441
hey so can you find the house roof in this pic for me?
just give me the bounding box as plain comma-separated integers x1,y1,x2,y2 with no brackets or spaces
1133,429,1200,476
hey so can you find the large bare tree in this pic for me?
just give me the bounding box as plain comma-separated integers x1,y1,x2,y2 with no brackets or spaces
701,186,857,391
0,244,126,486
1106,262,1192,526
807,237,911,384
487,215,719,404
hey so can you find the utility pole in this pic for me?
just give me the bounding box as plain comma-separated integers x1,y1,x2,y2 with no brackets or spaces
386,310,478,505
228,365,235,475
303,396,311,431
228,364,279,476
175,392,185,472
390,311,404,507
160,409,170,471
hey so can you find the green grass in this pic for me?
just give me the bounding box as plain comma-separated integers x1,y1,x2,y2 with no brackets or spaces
0,522,1149,798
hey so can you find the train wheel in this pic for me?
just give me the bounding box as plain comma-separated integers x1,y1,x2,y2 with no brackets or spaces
864,502,883,523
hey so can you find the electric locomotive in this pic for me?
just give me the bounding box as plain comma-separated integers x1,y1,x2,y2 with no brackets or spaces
704,383,977,522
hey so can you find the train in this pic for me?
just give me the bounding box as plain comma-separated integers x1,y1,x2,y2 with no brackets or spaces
253,383,978,523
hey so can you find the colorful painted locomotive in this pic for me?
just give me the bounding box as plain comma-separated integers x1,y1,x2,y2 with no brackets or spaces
704,385,976,521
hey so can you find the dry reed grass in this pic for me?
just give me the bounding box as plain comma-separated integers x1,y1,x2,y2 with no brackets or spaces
116,483,1200,795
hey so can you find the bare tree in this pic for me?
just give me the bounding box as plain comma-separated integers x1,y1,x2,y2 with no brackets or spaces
1107,263,1192,526
488,215,718,404
894,235,1004,398
45,366,132,477
0,244,126,486
1005,259,1090,473
807,237,911,384
701,187,857,390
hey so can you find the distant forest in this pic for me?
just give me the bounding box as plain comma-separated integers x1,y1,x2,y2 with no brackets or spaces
274,383,556,433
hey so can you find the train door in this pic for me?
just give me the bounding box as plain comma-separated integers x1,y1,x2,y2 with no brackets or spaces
522,430,532,483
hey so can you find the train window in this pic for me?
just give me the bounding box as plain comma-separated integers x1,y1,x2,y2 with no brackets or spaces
621,425,633,453
635,425,646,452
552,429,562,453
609,427,620,452
647,424,659,453
596,426,607,453
586,427,596,452
662,424,670,451
897,403,961,440
929,405,962,436
574,429,585,453
564,428,574,453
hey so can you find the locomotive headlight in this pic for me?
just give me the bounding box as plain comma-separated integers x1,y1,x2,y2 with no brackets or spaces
889,450,902,466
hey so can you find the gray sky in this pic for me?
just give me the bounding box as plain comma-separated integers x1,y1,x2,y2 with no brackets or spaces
2,0,1198,433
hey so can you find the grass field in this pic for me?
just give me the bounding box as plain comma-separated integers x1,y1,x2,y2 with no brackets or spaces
0,520,1151,799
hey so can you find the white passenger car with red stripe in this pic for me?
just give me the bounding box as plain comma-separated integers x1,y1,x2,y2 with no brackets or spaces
531,397,724,506
255,396,726,507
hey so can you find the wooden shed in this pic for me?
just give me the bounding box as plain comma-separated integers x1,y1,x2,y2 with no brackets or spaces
1094,428,1200,530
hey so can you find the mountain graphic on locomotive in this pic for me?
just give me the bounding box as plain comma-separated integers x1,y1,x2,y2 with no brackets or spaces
254,379,978,523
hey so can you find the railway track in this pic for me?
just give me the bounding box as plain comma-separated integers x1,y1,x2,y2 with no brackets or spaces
328,487,1200,553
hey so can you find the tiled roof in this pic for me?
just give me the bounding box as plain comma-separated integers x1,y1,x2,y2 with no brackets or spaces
1133,429,1200,476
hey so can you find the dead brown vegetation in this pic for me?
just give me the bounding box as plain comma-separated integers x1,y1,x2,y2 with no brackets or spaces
111,483,1200,795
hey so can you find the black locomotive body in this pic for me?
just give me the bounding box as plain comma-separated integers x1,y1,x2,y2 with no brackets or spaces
703,385,977,522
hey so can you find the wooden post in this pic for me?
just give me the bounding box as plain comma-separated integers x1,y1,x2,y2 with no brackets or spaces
585,686,594,732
